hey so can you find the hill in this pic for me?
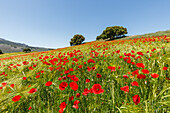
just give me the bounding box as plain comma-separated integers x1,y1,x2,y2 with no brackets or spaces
0,35,169,113
117,30,170,40
0,38,53,53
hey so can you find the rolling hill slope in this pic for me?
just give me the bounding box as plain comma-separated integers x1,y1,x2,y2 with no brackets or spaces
0,38,53,53
0,35,169,113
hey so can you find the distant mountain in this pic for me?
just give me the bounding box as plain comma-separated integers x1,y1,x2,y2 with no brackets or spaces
0,38,54,53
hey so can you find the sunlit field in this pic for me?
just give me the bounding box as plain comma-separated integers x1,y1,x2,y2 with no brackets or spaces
0,52,37,59
0,36,169,113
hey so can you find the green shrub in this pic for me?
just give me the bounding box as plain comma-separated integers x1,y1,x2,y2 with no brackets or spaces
23,48,31,53
0,49,3,54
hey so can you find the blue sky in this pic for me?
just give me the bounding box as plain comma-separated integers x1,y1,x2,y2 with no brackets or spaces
0,0,170,48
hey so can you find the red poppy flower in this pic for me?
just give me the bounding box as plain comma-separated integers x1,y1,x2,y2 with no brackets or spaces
87,67,91,72
76,93,80,97
85,79,90,83
73,100,80,109
108,66,116,72
45,81,52,86
41,70,44,74
136,63,145,68
163,67,168,70
118,66,121,69
23,61,28,65
58,77,62,80
49,67,53,71
92,84,104,94
23,77,27,80
166,77,170,80
131,55,135,57
28,88,37,93
69,82,78,91
132,95,140,105
119,56,123,58
17,64,21,66
12,95,21,102
2,82,7,87
59,82,68,90
92,67,96,70
73,58,78,62
88,59,95,63
28,106,32,110
142,69,149,74
62,76,67,80
131,50,135,53
137,52,144,56
136,53,141,58
151,73,159,78
115,50,120,53
71,76,79,82
59,109,64,113
10,84,14,88
69,68,74,71
132,69,139,76
82,88,91,96
59,102,67,109
131,81,139,87
36,75,40,78
67,74,71,78
120,86,129,93
69,96,74,101
137,74,146,79
64,70,70,74
127,59,131,63
78,65,83,68
96,73,102,78
123,75,129,78
131,62,135,65
28,66,33,70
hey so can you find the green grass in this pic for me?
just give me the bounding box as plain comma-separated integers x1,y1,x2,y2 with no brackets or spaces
120,30,170,40
0,52,24,58
0,51,37,59
0,36,169,113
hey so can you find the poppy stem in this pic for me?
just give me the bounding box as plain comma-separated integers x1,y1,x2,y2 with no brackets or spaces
111,82,115,112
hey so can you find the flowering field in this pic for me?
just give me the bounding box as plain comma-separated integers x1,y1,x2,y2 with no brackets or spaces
0,36,169,113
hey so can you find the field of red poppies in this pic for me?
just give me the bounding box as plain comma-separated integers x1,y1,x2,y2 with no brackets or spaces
0,36,169,113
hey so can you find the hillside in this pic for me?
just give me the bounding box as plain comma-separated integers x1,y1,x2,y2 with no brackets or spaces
0,38,53,53
0,35,169,113
1,30,170,54
117,30,170,40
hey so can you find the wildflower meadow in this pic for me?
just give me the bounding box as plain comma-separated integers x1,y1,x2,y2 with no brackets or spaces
0,36,169,113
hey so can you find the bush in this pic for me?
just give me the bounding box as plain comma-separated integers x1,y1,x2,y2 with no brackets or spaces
23,48,31,53
0,49,3,54
70,34,85,46
96,26,128,40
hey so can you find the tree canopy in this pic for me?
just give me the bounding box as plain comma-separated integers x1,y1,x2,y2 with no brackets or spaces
70,34,85,46
96,26,128,40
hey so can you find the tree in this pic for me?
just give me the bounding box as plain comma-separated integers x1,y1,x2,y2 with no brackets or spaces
70,34,85,46
96,26,128,40
23,48,31,53
0,49,3,54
